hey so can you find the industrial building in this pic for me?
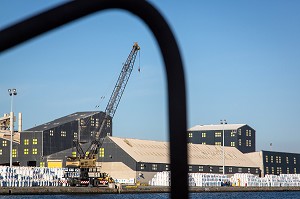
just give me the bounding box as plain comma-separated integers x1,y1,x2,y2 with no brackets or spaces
98,136,260,184
0,111,112,167
245,150,300,177
0,132,20,166
0,113,22,166
188,124,256,153
1,109,300,183
187,123,300,178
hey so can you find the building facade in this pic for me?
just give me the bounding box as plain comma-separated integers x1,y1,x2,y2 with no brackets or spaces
0,135,20,166
188,124,256,153
246,150,300,177
99,136,260,184
0,111,112,167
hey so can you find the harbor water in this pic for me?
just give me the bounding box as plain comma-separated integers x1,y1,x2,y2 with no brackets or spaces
1,192,300,199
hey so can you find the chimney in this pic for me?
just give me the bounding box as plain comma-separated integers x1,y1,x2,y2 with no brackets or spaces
18,112,22,132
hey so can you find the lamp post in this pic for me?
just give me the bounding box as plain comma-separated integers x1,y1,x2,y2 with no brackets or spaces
8,88,17,167
220,119,227,175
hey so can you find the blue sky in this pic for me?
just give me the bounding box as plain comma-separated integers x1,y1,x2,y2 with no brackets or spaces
1,1,300,153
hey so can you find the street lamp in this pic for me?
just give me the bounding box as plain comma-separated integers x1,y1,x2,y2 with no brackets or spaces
8,88,17,167
220,119,227,175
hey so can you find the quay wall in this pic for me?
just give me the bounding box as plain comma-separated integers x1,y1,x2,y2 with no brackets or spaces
1,186,300,195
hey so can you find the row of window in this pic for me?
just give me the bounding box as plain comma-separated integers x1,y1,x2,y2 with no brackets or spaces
50,130,70,137
49,130,109,138
140,163,166,171
0,149,17,157
24,148,38,155
198,140,253,148
0,148,38,157
193,166,259,173
2,139,39,147
215,132,222,137
214,141,236,146
265,166,297,174
203,140,252,147
265,155,297,164
71,148,105,158
140,163,259,174
237,139,252,147
50,131,80,137
81,118,110,128
24,139,38,145
189,129,253,138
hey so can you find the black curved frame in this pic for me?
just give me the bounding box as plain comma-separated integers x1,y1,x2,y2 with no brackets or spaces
0,1,188,198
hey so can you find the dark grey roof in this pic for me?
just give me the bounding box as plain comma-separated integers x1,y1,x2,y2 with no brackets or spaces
24,111,102,132
45,141,91,160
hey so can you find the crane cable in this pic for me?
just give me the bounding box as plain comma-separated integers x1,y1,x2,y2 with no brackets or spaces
138,48,141,73
94,59,124,110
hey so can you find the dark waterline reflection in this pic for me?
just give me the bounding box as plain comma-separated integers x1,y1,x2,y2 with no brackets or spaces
1,192,300,199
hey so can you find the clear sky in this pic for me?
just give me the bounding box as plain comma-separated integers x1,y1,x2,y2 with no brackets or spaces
1,1,300,153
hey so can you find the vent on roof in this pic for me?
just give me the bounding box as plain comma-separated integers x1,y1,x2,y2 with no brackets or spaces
123,139,132,147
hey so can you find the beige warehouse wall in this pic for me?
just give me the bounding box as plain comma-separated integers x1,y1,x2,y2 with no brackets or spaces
98,162,136,180
244,151,264,176
97,162,158,185
136,171,158,185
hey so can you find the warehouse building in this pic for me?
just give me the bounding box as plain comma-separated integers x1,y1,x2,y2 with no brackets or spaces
0,113,21,166
98,136,260,184
2,111,300,182
0,111,112,167
188,124,256,153
245,150,300,177
0,132,20,166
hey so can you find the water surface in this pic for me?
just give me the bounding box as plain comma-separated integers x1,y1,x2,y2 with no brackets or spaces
1,192,300,199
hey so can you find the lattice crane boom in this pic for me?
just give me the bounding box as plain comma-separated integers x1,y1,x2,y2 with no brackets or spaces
86,42,140,159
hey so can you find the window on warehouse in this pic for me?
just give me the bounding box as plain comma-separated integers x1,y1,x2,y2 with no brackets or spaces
12,149,17,157
33,138,38,145
24,139,29,145
99,148,104,157
33,148,38,155
24,148,29,155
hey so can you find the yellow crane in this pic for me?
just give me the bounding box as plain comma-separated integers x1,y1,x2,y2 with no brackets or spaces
65,42,140,187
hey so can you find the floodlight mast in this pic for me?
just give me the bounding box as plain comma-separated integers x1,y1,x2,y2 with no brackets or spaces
8,88,17,167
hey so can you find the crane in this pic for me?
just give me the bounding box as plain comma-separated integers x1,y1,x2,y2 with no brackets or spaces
86,42,140,160
65,42,140,186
